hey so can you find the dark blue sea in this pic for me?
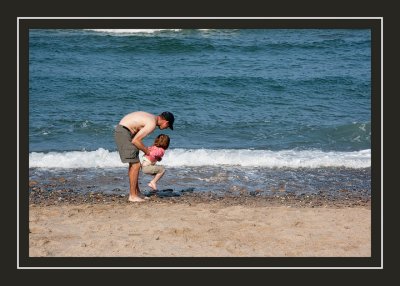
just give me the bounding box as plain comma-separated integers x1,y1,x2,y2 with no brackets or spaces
28,29,371,197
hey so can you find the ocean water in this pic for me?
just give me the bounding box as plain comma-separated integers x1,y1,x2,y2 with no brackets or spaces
28,29,371,196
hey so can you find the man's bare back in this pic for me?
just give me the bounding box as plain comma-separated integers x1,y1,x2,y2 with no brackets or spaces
119,111,157,134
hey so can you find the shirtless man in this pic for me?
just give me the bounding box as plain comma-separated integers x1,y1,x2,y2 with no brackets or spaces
114,111,174,202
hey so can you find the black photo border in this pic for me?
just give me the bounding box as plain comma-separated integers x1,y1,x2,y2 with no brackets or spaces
18,17,382,269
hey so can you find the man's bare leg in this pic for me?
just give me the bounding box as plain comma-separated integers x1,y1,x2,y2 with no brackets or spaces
128,162,146,202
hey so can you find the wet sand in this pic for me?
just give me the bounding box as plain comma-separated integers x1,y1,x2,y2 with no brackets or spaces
29,188,371,257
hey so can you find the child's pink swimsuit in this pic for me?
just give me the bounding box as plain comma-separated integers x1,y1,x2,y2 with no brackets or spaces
142,146,165,165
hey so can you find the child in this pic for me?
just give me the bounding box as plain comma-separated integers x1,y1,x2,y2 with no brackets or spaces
141,134,170,191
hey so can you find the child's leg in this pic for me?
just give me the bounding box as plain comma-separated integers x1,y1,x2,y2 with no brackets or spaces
148,168,165,191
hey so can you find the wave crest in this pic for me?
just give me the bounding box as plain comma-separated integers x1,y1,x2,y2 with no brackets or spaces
29,148,371,169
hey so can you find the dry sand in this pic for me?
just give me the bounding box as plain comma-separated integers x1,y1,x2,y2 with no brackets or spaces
29,196,371,257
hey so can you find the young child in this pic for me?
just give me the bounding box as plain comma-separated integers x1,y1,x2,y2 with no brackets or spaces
141,134,170,191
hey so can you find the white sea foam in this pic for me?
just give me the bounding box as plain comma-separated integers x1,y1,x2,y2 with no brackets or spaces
29,148,371,169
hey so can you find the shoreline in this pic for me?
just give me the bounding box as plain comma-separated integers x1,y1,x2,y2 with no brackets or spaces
29,179,371,208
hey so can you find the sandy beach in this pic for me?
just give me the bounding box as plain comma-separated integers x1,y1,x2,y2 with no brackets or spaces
29,191,371,257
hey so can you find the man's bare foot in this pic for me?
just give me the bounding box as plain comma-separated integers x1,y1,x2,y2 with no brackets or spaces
148,182,158,191
128,195,148,202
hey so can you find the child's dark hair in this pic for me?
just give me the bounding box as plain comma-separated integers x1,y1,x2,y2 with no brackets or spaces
154,134,170,150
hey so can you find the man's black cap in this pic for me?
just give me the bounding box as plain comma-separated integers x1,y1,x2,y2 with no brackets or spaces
161,111,174,130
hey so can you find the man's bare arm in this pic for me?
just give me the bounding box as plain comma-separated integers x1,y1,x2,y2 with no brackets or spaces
132,125,155,155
